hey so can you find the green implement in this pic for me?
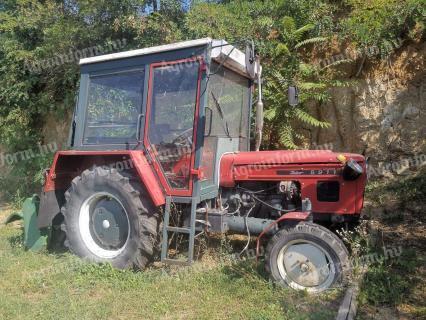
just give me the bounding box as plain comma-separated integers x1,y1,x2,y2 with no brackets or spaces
5,195,49,252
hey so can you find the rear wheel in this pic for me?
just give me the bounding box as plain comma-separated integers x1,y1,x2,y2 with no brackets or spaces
265,222,350,293
61,167,161,269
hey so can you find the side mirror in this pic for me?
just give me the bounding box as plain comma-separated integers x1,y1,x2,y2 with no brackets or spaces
288,86,299,106
245,40,256,79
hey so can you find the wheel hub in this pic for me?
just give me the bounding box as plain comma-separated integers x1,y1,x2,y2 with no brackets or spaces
79,192,130,259
102,219,110,229
300,262,309,273
278,241,334,290
90,197,128,249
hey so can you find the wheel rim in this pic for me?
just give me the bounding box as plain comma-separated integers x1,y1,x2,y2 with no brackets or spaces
277,240,336,292
79,192,130,259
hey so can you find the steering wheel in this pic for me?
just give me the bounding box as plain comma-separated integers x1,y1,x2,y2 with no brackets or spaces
171,127,193,146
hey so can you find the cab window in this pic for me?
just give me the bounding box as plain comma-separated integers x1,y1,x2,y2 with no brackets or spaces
83,70,144,145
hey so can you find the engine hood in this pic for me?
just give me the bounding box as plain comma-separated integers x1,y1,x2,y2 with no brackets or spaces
221,150,365,166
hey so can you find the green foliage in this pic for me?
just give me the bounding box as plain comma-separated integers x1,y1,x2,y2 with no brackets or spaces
0,147,55,203
341,0,425,52
0,0,423,200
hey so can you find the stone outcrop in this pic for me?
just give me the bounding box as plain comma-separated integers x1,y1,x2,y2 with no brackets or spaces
308,42,425,178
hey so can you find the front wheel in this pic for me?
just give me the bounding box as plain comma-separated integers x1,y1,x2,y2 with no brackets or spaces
265,222,350,293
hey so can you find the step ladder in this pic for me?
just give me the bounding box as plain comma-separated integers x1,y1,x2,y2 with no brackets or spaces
161,196,197,266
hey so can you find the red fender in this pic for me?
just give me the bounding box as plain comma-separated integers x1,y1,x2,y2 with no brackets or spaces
44,150,165,207
255,211,311,261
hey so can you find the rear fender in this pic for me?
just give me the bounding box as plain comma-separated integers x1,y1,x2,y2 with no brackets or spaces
38,150,165,228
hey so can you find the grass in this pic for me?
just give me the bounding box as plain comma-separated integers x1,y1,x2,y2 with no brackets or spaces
357,169,426,319
0,208,342,320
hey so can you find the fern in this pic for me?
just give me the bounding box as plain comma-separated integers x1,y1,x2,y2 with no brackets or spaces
294,109,330,128
293,24,315,36
298,82,327,90
320,58,354,69
279,126,298,150
271,70,288,87
295,37,327,49
264,108,277,121
261,16,336,150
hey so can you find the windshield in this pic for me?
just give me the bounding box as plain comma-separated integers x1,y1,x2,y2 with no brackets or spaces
83,70,144,145
200,64,251,186
207,63,250,149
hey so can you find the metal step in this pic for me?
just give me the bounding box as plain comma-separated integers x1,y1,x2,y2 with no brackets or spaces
166,226,191,234
161,196,197,266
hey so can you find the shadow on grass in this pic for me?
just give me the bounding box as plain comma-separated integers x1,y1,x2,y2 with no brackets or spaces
7,233,24,249
360,248,421,306
221,258,270,283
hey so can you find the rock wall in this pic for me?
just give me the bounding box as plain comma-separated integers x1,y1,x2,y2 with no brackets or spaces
41,112,72,150
308,42,425,177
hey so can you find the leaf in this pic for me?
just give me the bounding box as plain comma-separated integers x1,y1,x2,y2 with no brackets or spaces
294,109,331,128
320,58,354,69
298,82,327,90
295,37,327,49
264,108,277,121
293,24,315,36
275,43,290,56
278,126,298,150
280,16,296,33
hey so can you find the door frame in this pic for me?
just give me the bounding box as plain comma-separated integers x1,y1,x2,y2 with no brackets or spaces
143,56,204,197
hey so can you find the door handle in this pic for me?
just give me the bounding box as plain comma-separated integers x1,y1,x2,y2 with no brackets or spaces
190,168,202,179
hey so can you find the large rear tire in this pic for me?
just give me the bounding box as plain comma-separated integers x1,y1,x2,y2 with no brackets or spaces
265,222,350,293
61,167,161,269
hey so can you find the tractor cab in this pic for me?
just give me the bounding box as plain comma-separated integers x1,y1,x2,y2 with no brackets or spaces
71,38,256,199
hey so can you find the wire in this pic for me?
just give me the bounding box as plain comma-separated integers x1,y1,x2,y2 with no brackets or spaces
226,200,241,215
251,193,299,213
239,204,255,256
236,186,299,213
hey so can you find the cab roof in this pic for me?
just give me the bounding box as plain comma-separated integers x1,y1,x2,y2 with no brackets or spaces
79,38,259,79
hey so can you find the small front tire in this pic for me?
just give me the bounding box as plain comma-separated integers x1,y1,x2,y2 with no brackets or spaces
265,222,350,293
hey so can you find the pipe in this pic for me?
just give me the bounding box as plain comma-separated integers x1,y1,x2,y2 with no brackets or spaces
254,56,263,151
226,216,276,235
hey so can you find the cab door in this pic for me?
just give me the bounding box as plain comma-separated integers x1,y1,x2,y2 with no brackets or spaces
144,57,203,197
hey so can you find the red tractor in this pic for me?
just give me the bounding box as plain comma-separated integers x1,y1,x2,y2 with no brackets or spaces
33,38,366,293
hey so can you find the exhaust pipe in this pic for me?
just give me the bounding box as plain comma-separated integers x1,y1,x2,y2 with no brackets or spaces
254,56,263,151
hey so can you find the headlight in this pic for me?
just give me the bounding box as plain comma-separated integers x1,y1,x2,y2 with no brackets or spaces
343,159,363,181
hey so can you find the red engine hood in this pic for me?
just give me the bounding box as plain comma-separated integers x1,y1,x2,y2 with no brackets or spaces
221,150,365,166
218,150,366,188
